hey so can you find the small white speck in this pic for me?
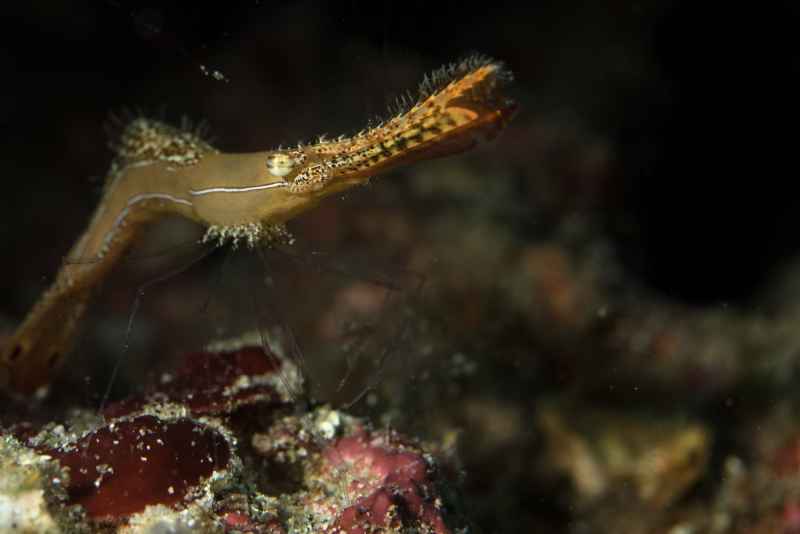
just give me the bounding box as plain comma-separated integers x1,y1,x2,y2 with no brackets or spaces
316,410,341,440
199,64,230,83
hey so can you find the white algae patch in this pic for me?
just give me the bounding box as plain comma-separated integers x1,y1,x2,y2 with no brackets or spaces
0,437,61,533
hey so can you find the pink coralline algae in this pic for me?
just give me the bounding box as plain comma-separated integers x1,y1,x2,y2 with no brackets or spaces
2,338,464,532
323,431,450,534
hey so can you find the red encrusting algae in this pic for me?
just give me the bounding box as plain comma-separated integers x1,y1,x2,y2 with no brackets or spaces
48,415,232,520
3,341,466,532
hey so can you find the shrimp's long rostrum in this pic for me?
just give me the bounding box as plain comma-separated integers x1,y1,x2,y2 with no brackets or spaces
1,55,516,395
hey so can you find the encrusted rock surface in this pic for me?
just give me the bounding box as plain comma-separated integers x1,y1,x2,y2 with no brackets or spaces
0,335,465,533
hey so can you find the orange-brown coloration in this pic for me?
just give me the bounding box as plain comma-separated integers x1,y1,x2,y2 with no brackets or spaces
0,55,516,395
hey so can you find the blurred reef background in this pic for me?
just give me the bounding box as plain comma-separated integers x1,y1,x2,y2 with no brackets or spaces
2,1,800,532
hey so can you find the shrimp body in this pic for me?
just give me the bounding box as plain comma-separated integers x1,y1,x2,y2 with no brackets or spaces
1,56,516,395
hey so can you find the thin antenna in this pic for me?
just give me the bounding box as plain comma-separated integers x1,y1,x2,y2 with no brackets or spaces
282,322,313,411
98,241,219,413
251,247,310,404
341,264,428,411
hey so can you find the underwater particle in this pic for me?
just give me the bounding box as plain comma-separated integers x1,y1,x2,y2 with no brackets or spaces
199,64,230,83
47,415,232,521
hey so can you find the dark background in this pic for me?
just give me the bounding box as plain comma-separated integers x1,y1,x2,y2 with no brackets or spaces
2,1,799,309
2,1,800,532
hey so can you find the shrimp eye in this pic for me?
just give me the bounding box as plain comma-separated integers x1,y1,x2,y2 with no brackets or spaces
266,153,295,177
